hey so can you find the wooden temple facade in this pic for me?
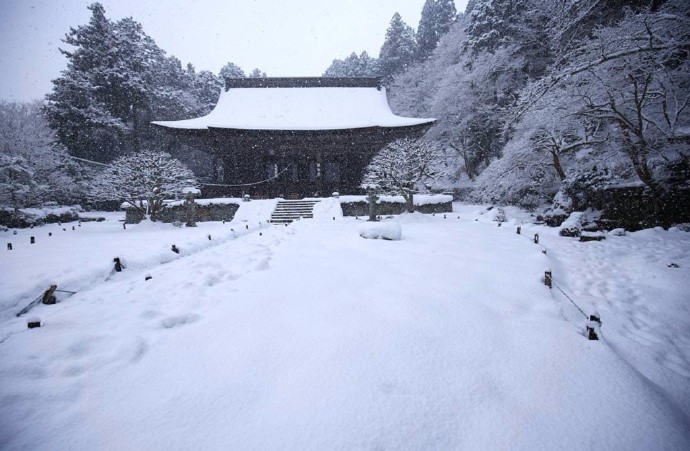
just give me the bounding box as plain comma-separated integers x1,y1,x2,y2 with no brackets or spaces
153,77,435,198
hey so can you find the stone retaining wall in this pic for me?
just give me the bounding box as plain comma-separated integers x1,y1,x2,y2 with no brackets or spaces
340,200,452,217
125,202,240,224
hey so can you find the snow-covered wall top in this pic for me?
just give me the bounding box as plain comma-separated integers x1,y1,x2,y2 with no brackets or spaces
152,86,435,131
332,194,453,205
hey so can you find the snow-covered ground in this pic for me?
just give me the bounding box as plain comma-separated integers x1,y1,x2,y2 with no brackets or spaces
1,202,689,450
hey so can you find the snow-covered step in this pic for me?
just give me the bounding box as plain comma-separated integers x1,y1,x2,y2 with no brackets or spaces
269,200,320,224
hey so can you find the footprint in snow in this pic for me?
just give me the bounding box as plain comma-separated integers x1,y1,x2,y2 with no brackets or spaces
160,313,201,329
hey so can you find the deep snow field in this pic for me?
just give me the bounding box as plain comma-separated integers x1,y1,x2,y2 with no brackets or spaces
1,200,689,450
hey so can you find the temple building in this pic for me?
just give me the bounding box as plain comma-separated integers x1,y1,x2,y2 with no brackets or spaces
152,77,435,198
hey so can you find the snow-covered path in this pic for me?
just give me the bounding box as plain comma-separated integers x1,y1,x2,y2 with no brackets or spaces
1,208,689,450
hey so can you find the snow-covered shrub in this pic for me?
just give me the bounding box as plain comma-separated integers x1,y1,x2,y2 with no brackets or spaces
359,222,402,241
671,223,690,233
493,207,507,223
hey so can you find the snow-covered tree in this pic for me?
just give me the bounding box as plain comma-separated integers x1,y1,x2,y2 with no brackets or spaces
378,13,417,81
417,0,457,60
323,51,379,77
0,101,85,212
45,3,216,164
464,0,526,53
362,138,448,212
189,67,223,115
248,68,267,78
88,150,197,221
219,62,246,81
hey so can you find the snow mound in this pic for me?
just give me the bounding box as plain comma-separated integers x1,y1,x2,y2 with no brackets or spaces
311,198,342,221
359,222,402,240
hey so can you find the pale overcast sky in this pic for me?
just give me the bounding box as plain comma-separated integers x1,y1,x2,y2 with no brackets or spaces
0,0,468,102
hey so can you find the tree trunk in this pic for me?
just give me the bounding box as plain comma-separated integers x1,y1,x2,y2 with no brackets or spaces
551,151,566,180
404,192,414,213
618,119,665,224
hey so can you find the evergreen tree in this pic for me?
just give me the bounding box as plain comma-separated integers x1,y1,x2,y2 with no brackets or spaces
417,0,457,60
248,68,268,78
219,62,246,81
323,51,379,77
44,3,214,164
378,13,417,81
44,3,127,161
464,0,526,53
192,69,223,114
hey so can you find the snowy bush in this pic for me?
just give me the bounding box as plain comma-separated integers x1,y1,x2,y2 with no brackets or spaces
359,222,402,241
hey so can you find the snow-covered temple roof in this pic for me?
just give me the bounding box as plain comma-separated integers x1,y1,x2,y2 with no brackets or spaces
152,77,435,131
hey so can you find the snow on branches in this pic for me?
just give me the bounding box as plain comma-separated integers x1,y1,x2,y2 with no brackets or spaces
88,151,197,221
362,138,448,213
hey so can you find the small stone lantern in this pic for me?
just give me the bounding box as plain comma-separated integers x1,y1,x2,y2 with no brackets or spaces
363,183,380,222
182,186,200,227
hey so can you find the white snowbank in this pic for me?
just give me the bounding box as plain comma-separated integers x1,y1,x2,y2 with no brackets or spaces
359,221,402,240
311,197,342,221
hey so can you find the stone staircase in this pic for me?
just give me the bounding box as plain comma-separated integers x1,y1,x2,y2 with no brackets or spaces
269,199,320,224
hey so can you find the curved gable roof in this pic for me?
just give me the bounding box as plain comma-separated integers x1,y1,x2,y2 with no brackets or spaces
152,77,435,131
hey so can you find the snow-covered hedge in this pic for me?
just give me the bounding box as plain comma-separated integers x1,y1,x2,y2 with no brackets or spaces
0,205,82,228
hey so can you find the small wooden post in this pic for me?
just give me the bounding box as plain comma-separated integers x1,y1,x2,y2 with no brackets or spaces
113,257,123,272
72,226,75,231
246,224,249,230
7,243,12,250
586,314,602,341
123,223,126,230
534,233,539,244
222,220,225,224
30,236,35,244
171,244,179,254
443,214,446,219
544,270,552,288
333,217,335,221
517,226,521,235
42,285,58,305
